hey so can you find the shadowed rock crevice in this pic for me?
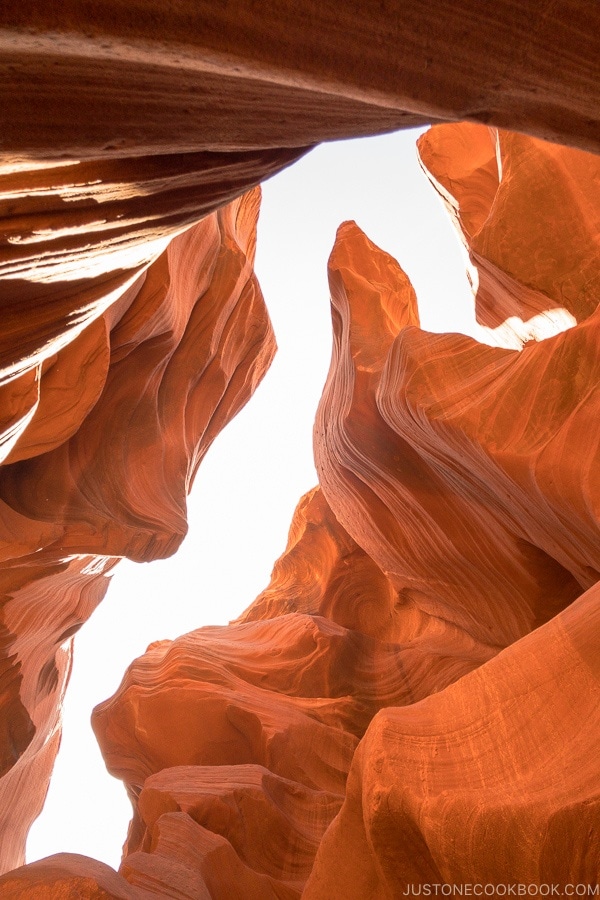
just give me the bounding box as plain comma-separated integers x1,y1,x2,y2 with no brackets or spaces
0,621,35,778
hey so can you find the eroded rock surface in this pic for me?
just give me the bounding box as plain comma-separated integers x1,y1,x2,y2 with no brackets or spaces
2,1,600,163
305,580,600,896
0,187,276,874
2,121,598,898
417,123,600,335
0,0,598,875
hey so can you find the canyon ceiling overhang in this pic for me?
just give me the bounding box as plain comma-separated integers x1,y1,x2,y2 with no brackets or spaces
1,0,599,166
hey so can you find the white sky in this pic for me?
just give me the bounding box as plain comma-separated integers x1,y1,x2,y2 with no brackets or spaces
26,126,484,870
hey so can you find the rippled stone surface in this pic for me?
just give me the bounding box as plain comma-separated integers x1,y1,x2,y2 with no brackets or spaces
305,579,600,896
0,187,276,875
418,123,600,336
0,14,598,890
1,1,600,162
3,121,598,897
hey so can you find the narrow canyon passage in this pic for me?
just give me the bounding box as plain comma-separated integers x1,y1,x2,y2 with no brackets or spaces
0,5,598,897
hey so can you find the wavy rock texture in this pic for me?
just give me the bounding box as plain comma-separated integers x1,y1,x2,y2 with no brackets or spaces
0,145,302,391
417,123,600,335
306,129,599,892
0,189,276,562
3,123,598,898
0,487,497,899
0,187,276,874
315,222,585,653
0,1,598,894
0,65,598,900
237,486,406,643
1,0,600,164
304,579,600,896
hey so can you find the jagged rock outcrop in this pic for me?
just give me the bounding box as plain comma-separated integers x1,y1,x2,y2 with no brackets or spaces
0,187,277,874
2,120,598,897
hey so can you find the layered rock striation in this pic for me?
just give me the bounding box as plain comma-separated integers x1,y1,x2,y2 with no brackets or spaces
2,1,600,164
417,123,600,334
0,0,600,882
0,185,277,874
1,120,598,896
305,578,600,896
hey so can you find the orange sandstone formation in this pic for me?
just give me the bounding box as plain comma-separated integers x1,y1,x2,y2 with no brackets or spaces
417,123,600,332
237,487,405,642
304,579,600,895
1,1,600,163
303,128,600,888
2,121,598,898
314,222,585,651
0,190,276,562
0,145,302,391
0,554,116,877
0,187,277,874
0,3,598,884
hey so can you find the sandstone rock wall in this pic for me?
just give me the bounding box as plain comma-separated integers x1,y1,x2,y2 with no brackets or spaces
1,121,598,896
0,185,277,875
1,1,600,162
0,3,598,894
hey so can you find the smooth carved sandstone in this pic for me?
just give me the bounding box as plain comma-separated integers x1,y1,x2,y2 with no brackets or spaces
304,580,600,896
417,123,600,333
0,554,117,876
0,0,597,893
1,1,600,165
4,124,598,898
237,487,404,642
120,128,597,894
0,506,493,898
314,222,584,655
305,130,599,892
0,104,598,900
0,188,276,874
0,190,276,562
0,146,302,384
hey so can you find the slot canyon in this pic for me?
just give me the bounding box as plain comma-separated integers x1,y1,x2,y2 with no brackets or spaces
0,3,598,897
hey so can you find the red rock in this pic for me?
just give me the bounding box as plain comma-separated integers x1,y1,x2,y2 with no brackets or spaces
0,854,145,899
90,591,487,895
77,125,599,896
123,765,342,898
0,190,276,562
0,555,116,873
0,13,598,890
304,580,600,895
315,221,583,657
418,123,600,330
0,150,301,394
1,2,600,162
0,188,276,873
304,129,600,891
236,487,402,641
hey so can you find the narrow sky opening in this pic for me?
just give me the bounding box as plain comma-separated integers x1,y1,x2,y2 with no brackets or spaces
26,126,477,869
